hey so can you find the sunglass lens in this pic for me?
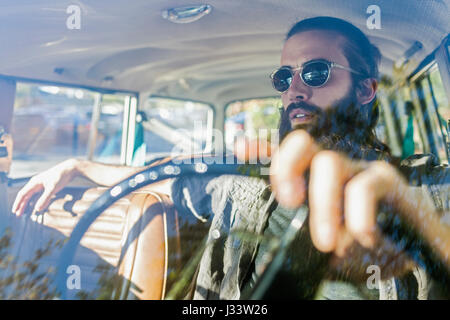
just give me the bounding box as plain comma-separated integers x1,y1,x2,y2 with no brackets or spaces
272,68,292,92
302,62,329,87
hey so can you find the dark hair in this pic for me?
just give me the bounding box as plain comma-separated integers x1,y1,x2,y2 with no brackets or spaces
286,16,381,80
285,16,390,158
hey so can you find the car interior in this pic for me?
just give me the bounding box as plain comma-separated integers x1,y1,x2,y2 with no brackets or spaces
0,0,449,299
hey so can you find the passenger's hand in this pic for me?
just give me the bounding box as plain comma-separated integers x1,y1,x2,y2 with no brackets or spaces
12,159,79,216
269,130,450,271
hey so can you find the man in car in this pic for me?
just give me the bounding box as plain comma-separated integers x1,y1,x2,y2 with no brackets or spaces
12,16,449,299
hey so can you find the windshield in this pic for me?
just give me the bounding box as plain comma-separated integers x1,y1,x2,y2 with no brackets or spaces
0,0,449,304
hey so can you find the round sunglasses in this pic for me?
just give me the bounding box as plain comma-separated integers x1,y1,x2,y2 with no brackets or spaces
270,59,364,93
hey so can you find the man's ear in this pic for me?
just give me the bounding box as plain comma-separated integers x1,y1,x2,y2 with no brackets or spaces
356,78,378,105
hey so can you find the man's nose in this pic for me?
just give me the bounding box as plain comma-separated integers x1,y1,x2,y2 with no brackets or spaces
286,71,311,102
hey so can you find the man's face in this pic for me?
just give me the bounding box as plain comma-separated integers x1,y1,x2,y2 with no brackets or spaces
279,30,355,132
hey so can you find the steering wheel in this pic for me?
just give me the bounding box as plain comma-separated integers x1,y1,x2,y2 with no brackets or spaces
55,158,450,299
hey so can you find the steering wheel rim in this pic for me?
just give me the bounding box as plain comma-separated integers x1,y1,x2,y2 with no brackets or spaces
55,158,266,298
55,157,450,299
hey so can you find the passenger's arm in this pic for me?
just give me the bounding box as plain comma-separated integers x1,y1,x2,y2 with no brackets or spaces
75,158,174,200
74,158,147,187
12,158,172,216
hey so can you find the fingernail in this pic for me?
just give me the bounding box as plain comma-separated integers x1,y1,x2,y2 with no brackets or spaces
317,224,333,241
359,234,376,248
278,183,294,200
315,224,335,251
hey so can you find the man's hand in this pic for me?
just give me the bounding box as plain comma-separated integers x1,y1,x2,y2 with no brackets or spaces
12,158,79,216
269,130,450,271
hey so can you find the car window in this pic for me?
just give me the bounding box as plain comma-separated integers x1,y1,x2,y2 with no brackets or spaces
224,98,281,151
386,88,426,159
10,83,126,178
428,65,450,159
412,63,449,164
136,97,214,164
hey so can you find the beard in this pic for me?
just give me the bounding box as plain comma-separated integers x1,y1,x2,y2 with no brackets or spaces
278,91,389,161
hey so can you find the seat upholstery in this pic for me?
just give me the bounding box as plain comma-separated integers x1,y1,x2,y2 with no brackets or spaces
12,186,180,299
